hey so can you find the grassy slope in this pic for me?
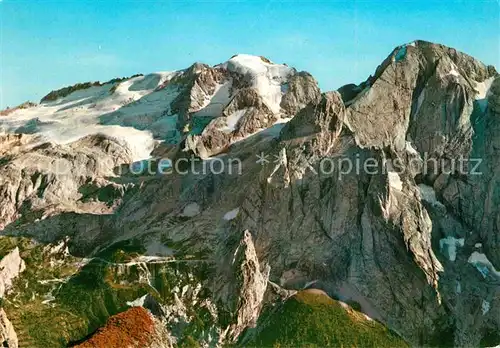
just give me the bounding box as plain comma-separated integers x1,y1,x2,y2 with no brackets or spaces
243,290,408,348
1,236,217,347
1,237,150,347
2,236,407,348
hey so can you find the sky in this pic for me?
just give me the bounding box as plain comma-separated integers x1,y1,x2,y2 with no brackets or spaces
0,0,499,108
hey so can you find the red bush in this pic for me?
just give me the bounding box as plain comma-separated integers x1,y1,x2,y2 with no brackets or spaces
75,307,155,348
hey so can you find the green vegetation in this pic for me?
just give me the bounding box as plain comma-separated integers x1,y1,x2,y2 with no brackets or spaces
0,101,37,116
78,183,124,206
1,235,220,347
57,259,150,340
0,236,25,258
1,236,86,347
40,74,143,102
1,236,151,347
259,56,272,64
241,290,408,348
480,329,500,348
95,239,146,263
41,82,101,102
179,335,202,348
102,74,143,86
427,315,456,347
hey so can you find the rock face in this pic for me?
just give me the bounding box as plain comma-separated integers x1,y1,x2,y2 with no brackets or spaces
225,230,270,342
0,309,18,348
182,55,321,157
0,247,25,298
0,247,22,348
0,43,499,347
0,133,131,233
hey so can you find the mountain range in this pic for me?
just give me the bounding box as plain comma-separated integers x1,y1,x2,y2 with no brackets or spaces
0,40,499,347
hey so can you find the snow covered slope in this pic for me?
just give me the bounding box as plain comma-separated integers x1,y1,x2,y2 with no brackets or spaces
0,72,176,161
221,54,295,114
1,55,314,161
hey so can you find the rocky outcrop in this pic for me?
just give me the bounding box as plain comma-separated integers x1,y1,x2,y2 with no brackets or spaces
225,89,444,344
0,102,37,117
280,72,322,116
280,91,344,154
339,40,499,346
170,63,228,125
225,230,270,342
0,134,37,157
181,55,321,157
345,40,496,152
0,309,18,348
0,133,132,231
0,247,25,298
433,75,500,268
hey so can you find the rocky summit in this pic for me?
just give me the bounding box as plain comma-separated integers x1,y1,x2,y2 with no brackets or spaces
0,41,499,347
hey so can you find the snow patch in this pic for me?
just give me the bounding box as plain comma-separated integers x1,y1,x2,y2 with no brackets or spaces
0,72,181,162
223,208,240,221
193,81,232,117
482,300,490,315
474,77,495,113
474,77,495,100
223,109,246,132
127,294,148,307
223,54,294,114
181,202,201,217
468,251,500,278
439,237,465,262
414,88,426,116
418,184,446,209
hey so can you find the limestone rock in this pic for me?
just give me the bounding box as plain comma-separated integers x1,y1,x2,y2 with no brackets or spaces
226,230,270,342
0,309,18,348
0,247,25,298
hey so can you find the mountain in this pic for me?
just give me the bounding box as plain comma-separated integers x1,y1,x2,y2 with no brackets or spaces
0,40,499,347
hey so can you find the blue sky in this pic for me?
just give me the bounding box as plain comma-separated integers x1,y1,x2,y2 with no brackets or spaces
1,0,499,108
